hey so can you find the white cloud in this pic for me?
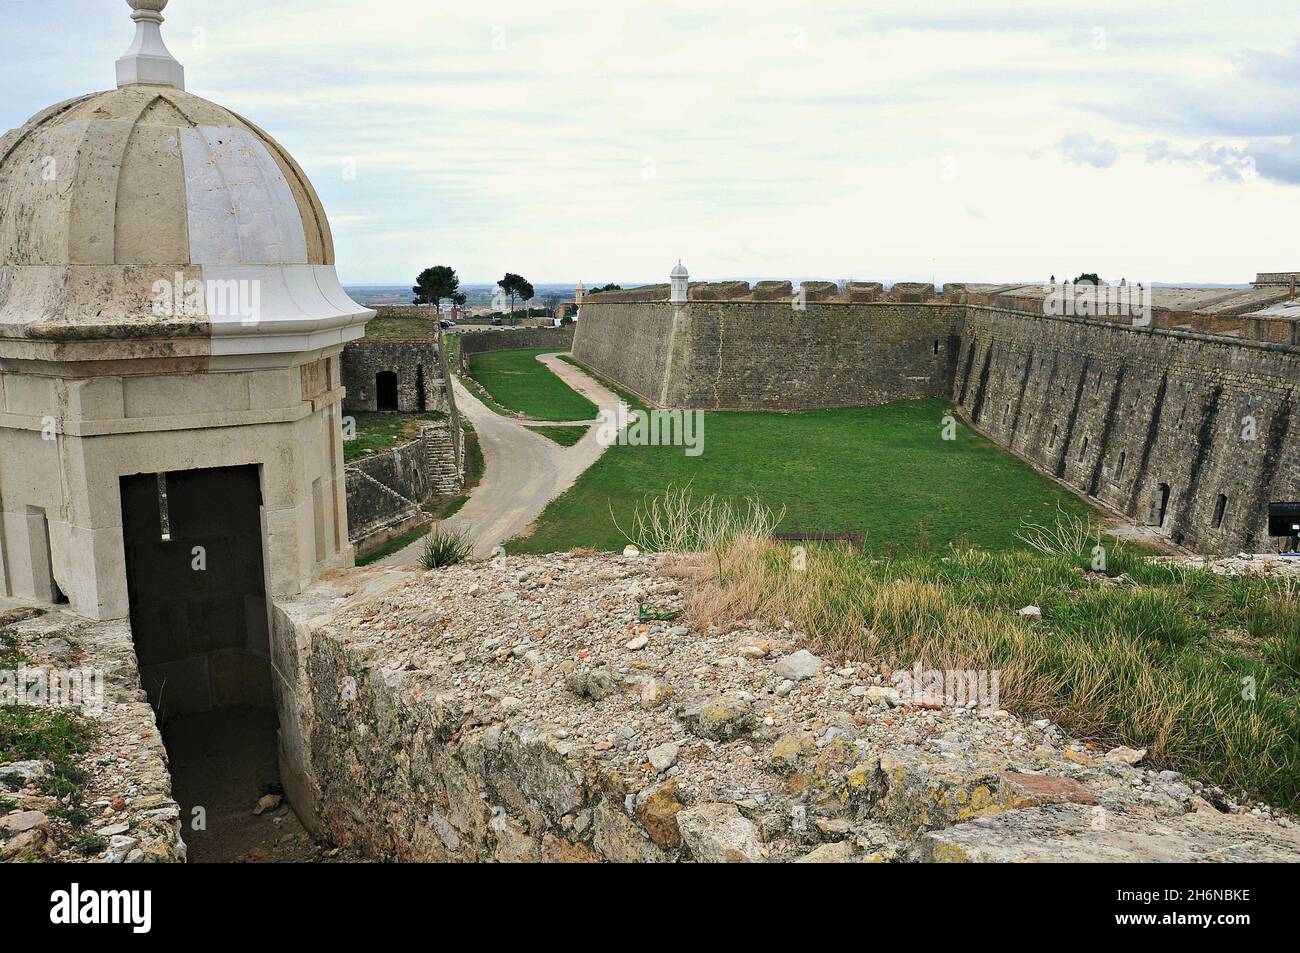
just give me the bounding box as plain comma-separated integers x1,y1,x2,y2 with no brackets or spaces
1059,133,1119,168
1,0,1298,283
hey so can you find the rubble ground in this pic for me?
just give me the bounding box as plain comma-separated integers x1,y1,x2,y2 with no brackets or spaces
319,552,1300,862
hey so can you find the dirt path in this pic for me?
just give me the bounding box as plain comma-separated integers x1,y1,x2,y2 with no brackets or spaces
381,353,628,563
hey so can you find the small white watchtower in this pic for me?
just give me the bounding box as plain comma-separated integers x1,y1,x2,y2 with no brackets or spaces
0,0,374,621
670,260,690,304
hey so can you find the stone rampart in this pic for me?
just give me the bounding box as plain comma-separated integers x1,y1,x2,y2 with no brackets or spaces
573,300,963,409
572,292,1299,552
954,307,1300,553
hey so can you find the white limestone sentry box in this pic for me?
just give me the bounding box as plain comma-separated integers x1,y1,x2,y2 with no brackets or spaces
0,0,374,621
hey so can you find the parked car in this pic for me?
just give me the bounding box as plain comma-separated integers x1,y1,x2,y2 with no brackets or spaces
438,319,453,329
490,317,503,326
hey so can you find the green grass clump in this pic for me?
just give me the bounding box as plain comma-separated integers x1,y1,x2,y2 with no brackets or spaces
510,398,1096,554
529,425,588,447
466,348,597,421
364,315,442,340
0,706,96,803
419,525,474,569
343,411,446,463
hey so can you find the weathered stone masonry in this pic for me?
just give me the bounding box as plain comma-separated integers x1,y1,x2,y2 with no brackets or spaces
342,338,453,414
340,329,464,555
575,300,962,409
956,308,1299,554
573,290,1299,553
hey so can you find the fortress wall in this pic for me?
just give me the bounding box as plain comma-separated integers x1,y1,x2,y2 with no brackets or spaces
955,307,1300,553
573,301,964,409
572,301,679,404
673,302,963,410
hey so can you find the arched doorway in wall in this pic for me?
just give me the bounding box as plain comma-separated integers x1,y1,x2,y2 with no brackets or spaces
375,371,399,411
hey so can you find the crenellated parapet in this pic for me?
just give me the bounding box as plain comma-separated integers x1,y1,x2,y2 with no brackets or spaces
577,271,1298,347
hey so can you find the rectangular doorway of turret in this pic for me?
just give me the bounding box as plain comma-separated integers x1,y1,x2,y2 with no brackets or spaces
119,464,314,861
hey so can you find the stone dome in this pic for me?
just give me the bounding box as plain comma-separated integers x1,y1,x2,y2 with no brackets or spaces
0,19,371,367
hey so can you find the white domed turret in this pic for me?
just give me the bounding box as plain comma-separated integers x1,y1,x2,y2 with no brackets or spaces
670,260,689,304
0,83,370,367
0,1,372,620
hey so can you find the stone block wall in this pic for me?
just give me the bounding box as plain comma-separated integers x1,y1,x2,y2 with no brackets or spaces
343,421,464,557
954,307,1299,553
341,339,451,414
573,300,963,409
568,302,679,404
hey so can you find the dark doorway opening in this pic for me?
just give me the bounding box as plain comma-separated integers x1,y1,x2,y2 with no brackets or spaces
120,465,312,861
416,364,427,411
376,370,399,411
1150,482,1171,528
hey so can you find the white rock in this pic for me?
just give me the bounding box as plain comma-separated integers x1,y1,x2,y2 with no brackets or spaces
646,741,680,772
253,794,282,816
795,841,855,863
625,635,649,651
623,545,641,557
1106,745,1148,766
864,686,901,707
676,803,766,863
773,649,822,681
1019,604,1042,619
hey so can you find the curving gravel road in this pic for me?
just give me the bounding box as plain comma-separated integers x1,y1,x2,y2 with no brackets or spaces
380,353,627,564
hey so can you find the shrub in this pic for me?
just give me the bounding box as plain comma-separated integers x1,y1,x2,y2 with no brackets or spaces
419,525,473,569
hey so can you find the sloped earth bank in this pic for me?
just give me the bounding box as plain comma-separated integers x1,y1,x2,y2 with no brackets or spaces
295,555,1300,862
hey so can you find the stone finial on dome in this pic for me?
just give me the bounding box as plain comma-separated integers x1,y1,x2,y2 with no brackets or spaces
117,0,186,90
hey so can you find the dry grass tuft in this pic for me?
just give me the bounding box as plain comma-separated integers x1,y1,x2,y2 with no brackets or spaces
614,484,785,554
680,534,1300,809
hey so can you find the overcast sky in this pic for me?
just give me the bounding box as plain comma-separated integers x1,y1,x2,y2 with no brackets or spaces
3,0,1299,285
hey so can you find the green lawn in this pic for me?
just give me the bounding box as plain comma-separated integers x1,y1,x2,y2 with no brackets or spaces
364,314,441,339
343,411,445,462
466,348,597,421
528,425,589,447
510,398,1098,554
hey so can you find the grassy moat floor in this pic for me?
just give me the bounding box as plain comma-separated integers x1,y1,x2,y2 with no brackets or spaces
465,347,598,421
510,397,1097,555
